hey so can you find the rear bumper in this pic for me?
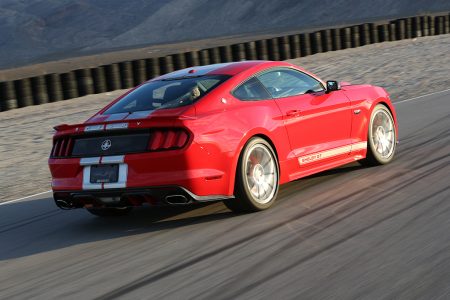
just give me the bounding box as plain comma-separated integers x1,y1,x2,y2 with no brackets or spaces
53,186,233,209
49,140,235,197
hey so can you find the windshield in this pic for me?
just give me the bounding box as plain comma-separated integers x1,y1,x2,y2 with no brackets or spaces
104,75,230,114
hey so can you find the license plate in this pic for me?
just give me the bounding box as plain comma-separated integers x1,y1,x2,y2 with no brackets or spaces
90,164,119,183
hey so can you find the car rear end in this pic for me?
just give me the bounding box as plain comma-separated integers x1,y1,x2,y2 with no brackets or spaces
49,73,235,210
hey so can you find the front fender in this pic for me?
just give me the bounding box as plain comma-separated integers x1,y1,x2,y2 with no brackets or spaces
344,85,398,144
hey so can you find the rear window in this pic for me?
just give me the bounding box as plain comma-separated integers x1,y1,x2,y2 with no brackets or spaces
233,77,271,101
104,75,229,114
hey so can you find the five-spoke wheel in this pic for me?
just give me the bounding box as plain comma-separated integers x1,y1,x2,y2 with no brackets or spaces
224,137,279,212
362,104,397,165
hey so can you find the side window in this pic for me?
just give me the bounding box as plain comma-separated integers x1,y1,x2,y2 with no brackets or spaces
233,77,271,101
257,69,324,98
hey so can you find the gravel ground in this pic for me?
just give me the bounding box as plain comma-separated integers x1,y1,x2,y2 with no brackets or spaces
290,34,450,101
0,34,449,202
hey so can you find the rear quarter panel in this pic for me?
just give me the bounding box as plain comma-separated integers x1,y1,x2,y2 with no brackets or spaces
191,92,292,194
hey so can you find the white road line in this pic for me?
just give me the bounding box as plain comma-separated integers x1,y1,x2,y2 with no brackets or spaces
1,88,449,207
394,88,450,105
0,190,52,206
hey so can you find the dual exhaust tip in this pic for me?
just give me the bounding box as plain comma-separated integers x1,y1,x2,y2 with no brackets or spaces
55,199,75,210
164,194,191,205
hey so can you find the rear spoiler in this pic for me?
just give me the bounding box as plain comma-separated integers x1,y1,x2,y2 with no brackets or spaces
53,122,126,132
53,124,71,131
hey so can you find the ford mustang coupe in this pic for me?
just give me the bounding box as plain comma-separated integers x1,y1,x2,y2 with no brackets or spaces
49,61,397,216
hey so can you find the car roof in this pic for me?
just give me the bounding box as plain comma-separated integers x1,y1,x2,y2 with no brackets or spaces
154,60,272,80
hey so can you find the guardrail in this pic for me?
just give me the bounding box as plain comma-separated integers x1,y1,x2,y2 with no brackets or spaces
1,13,449,111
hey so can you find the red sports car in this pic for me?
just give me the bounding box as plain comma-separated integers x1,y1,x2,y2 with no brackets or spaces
49,60,397,216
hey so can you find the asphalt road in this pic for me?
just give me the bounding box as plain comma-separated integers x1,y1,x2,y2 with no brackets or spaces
1,90,449,299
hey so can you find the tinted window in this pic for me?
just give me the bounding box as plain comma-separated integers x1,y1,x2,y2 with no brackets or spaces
104,75,229,114
233,77,271,101
257,69,324,98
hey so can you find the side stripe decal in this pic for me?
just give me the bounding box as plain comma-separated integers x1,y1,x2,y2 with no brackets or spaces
298,142,367,165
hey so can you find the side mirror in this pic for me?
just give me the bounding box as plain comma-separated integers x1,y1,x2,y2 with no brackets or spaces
326,80,340,93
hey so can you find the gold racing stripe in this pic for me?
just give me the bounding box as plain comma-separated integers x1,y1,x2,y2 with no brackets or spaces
298,142,367,165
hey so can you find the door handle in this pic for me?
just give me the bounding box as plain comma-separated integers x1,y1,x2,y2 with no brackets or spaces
286,110,301,117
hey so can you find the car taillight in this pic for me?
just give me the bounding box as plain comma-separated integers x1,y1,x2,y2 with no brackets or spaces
51,136,74,158
148,129,190,151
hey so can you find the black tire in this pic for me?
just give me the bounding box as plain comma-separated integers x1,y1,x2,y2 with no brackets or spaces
224,137,279,213
86,207,132,217
361,104,397,166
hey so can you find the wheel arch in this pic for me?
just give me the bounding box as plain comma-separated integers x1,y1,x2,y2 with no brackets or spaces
253,133,279,161
227,131,281,195
372,99,394,117
362,99,398,166
369,97,399,138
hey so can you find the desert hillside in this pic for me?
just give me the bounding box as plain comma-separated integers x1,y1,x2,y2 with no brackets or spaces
1,0,449,69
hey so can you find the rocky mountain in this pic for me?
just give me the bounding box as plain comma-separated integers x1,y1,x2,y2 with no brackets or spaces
0,0,449,69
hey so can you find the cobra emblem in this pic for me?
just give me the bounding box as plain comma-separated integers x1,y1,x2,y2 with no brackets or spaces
101,139,112,151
